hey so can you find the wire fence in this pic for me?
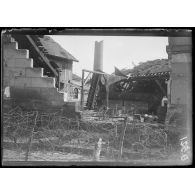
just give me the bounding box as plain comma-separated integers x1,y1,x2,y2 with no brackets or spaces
3,106,171,161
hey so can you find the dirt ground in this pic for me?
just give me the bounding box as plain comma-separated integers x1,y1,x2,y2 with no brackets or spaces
3,109,191,166
3,148,188,167
2,145,187,166
2,149,91,161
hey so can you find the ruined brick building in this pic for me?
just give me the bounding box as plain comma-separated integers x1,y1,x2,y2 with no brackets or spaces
3,34,80,116
93,36,192,128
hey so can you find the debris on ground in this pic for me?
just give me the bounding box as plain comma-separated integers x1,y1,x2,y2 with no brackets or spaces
3,106,179,162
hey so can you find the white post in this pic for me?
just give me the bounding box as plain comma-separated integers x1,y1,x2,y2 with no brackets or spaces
94,138,103,161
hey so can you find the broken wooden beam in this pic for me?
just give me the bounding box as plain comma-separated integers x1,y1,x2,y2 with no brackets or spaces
83,69,110,76
26,35,58,77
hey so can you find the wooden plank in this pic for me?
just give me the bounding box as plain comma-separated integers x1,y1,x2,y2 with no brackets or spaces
80,69,85,110
91,74,101,108
26,35,58,76
83,69,110,76
84,72,92,85
104,75,109,108
118,117,128,159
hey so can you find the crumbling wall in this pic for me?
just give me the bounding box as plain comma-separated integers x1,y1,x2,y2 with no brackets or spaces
3,35,65,111
165,36,192,150
166,37,192,106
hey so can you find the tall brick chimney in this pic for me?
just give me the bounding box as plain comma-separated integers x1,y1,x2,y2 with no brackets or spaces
93,41,103,72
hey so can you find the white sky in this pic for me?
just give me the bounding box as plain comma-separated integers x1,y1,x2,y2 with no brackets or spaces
50,35,168,77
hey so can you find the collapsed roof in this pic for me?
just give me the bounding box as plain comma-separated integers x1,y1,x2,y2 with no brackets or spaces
120,59,170,75
108,59,170,85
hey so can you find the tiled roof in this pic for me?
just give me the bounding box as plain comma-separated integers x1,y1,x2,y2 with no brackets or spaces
109,59,170,85
32,35,79,62
127,71,170,80
113,59,170,76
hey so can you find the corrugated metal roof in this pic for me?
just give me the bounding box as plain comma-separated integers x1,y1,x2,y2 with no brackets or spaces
34,35,79,62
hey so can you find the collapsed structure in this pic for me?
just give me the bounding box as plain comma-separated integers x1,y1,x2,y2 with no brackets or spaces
108,71,170,121
83,37,192,129
2,33,192,163
83,57,171,123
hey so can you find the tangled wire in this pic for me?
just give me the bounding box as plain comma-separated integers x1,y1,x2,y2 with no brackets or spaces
123,122,168,152
3,106,170,161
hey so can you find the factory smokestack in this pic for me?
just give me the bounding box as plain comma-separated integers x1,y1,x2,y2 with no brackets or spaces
93,40,103,72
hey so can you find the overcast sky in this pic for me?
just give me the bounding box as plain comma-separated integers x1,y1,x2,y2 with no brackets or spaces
50,35,168,77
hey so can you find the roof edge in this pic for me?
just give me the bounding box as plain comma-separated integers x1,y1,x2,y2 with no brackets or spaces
47,54,79,62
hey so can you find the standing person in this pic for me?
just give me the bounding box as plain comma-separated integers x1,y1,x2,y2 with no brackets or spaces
157,96,168,123
161,96,168,107
94,138,103,161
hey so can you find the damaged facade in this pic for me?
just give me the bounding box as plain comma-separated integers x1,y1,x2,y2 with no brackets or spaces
2,33,192,164
3,34,80,115
85,58,171,124
165,37,192,134
85,36,192,129
107,71,170,120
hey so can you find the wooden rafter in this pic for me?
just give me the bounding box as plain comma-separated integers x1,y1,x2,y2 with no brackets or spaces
26,35,58,76
84,72,92,85
82,69,110,76
127,71,170,81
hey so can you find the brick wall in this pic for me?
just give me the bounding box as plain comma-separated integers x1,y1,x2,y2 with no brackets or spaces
3,36,65,109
